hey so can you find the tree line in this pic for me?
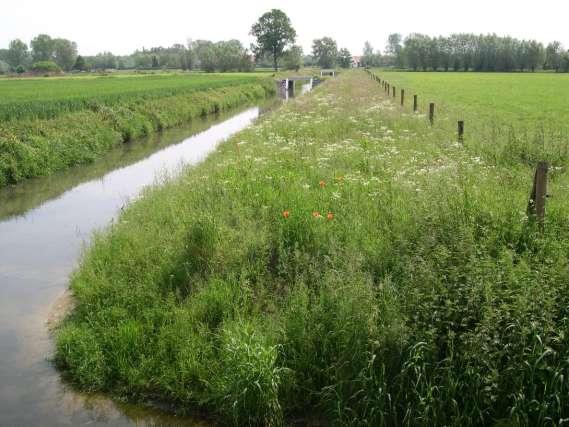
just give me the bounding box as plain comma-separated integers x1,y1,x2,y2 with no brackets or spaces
0,10,357,75
362,33,569,72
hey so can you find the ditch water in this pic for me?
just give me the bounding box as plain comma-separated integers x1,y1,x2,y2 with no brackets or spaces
0,89,307,426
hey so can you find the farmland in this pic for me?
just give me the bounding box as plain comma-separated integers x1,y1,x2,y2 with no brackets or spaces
378,71,569,127
55,71,569,425
0,73,274,186
0,72,271,121
375,70,569,168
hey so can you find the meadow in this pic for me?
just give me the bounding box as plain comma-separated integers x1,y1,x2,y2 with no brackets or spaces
376,70,569,169
55,71,569,425
0,73,274,186
0,72,270,121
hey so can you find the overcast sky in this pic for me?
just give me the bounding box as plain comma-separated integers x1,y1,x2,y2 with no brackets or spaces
2,0,569,56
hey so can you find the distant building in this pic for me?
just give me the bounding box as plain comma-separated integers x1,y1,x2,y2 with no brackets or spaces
351,56,363,68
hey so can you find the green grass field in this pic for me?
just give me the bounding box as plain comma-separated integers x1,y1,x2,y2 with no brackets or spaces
373,70,569,168
377,71,569,128
0,73,269,121
55,71,569,425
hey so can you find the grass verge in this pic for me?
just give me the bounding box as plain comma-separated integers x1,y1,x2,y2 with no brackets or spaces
56,70,569,426
0,81,274,186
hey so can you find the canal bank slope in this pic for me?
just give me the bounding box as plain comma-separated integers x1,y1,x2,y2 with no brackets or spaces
0,80,274,187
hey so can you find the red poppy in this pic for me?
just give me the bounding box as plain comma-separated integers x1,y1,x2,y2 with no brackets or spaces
319,180,326,188
312,211,321,218
327,212,334,221
282,210,290,219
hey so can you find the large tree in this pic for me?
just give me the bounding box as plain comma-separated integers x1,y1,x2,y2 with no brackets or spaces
338,48,352,68
31,34,55,62
53,38,78,71
6,39,28,70
312,37,338,69
250,9,296,71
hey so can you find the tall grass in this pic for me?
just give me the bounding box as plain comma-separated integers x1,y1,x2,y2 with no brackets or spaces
0,73,269,121
56,71,569,425
0,81,274,186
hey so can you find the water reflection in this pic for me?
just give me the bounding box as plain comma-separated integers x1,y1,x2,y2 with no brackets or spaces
0,105,267,426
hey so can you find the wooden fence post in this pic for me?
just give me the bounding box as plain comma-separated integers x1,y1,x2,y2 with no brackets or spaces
458,120,464,142
413,95,418,112
527,161,549,225
429,103,435,125
401,89,405,106
392,86,396,98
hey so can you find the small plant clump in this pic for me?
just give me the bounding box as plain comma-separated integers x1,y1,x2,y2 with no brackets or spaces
55,71,569,426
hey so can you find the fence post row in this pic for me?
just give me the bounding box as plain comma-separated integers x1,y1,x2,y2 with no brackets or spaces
527,161,549,225
401,89,405,106
413,95,418,112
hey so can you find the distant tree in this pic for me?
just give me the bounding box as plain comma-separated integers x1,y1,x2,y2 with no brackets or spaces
194,40,217,72
90,52,117,70
16,65,25,74
562,51,569,72
73,55,86,71
282,45,303,71
312,37,338,68
362,41,375,67
545,41,563,71
0,60,10,74
302,55,315,67
53,38,78,71
250,9,296,71
185,39,196,70
526,40,545,72
216,40,246,72
31,34,55,62
386,33,403,67
6,39,29,70
338,48,352,68
151,55,159,68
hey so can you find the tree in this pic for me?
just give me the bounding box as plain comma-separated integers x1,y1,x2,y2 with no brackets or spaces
250,9,296,71
194,40,217,72
545,41,563,71
362,41,375,67
282,45,303,71
312,37,338,68
151,55,159,68
386,33,403,67
338,48,352,68
527,40,545,72
53,38,78,71
31,34,55,62
6,39,28,70
73,55,86,71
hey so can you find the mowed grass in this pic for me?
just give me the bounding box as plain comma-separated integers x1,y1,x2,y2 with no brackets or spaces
0,73,269,121
377,71,569,127
374,71,569,168
56,71,569,425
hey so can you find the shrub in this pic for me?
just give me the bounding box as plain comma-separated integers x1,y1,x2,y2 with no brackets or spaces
31,60,62,73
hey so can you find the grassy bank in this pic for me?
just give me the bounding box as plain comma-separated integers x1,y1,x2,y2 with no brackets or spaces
56,70,569,425
0,80,274,186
